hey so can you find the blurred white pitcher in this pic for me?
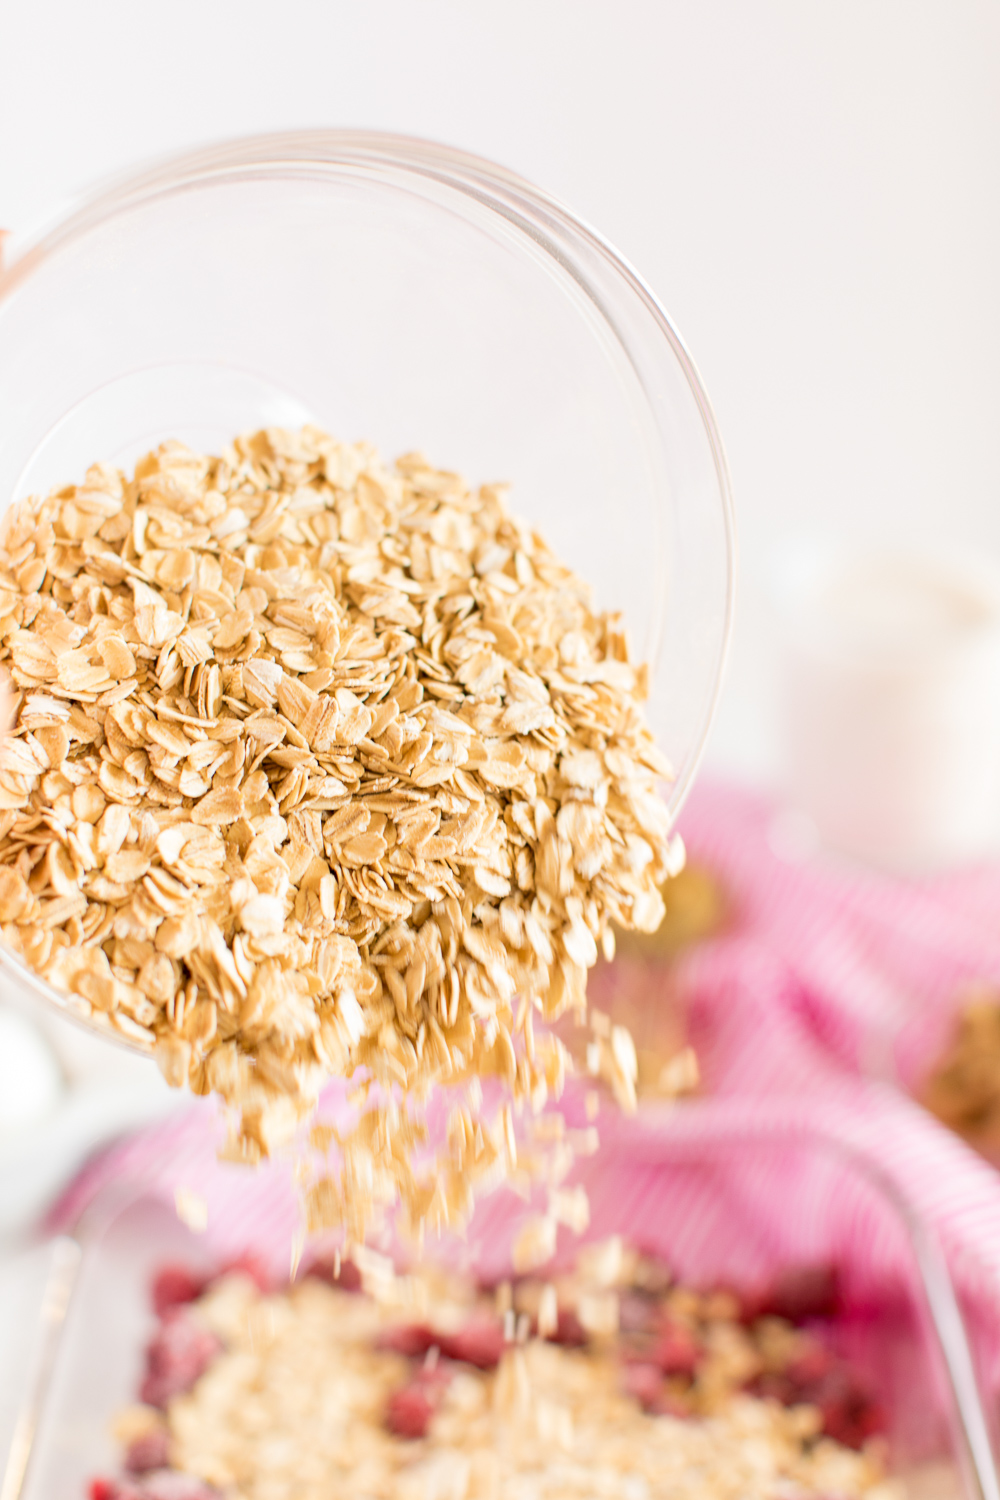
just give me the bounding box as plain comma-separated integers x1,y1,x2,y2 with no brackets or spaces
774,544,1000,870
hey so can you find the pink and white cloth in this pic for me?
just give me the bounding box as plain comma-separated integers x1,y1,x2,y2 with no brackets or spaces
676,778,1000,1094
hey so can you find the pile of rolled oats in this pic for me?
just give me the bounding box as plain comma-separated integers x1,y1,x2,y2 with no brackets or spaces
97,1246,898,1500
0,428,681,1238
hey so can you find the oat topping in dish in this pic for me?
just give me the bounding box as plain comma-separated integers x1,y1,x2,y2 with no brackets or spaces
89,1246,896,1500
0,428,681,1238
923,987,1000,1146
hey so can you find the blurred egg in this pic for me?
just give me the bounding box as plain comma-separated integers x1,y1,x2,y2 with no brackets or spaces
0,1007,63,1139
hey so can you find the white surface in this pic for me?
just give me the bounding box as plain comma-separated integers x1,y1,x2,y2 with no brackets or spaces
0,1065,179,1244
0,996,178,1243
2,1,999,783
0,1010,62,1139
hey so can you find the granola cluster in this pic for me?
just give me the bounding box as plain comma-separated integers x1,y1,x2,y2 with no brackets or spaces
0,428,680,1237
92,1246,897,1500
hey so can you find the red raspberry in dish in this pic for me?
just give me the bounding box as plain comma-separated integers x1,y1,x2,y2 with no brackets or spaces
386,1384,437,1439
151,1267,206,1318
762,1266,839,1323
748,1341,886,1450
547,1307,588,1347
140,1311,221,1409
439,1317,505,1369
377,1323,440,1358
813,1368,886,1450
303,1253,363,1291
384,1358,453,1438
649,1321,700,1376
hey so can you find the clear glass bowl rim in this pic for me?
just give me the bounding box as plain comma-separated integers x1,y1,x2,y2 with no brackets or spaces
0,129,737,1045
0,129,738,793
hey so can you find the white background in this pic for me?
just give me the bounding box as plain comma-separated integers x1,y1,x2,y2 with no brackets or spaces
2,0,999,780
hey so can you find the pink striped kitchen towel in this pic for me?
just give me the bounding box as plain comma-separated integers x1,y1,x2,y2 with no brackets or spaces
673,777,1000,1094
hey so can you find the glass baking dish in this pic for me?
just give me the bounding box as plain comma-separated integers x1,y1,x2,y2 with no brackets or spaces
3,1104,997,1500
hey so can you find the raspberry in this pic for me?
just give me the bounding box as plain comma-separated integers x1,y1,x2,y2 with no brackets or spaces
547,1308,588,1347
304,1254,362,1292
762,1266,839,1323
650,1322,700,1377
815,1369,886,1450
377,1324,440,1358
335,1258,364,1292
746,1337,886,1452
140,1311,221,1408
151,1266,205,1318
439,1318,505,1370
386,1385,435,1439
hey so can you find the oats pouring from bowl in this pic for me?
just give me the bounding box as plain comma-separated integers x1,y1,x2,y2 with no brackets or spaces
0,426,683,1238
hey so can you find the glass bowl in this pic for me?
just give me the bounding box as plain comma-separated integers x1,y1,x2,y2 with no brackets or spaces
0,131,735,1050
5,1105,996,1500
